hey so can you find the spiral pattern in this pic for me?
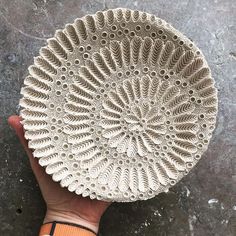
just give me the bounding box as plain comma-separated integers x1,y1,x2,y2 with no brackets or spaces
20,8,218,202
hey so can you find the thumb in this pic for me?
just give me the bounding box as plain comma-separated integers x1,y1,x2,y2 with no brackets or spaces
8,115,45,180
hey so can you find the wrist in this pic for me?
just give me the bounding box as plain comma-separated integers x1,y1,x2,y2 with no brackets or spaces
44,209,99,234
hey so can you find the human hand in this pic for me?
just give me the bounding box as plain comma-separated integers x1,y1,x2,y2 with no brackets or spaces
8,115,110,233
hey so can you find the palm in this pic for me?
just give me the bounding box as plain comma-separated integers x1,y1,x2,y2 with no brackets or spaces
8,115,110,226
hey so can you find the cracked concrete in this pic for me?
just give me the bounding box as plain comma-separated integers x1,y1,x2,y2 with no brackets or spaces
0,0,236,235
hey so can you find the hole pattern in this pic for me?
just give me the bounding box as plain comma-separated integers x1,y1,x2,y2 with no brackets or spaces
20,8,217,202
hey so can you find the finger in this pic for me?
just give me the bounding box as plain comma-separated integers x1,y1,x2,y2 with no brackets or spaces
8,115,32,157
8,115,45,179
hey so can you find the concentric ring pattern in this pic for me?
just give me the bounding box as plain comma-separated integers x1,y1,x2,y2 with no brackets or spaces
20,8,218,202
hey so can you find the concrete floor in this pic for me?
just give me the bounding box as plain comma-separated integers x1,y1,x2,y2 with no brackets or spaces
0,0,235,235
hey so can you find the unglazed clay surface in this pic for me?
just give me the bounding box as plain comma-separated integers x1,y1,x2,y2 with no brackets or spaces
19,8,218,202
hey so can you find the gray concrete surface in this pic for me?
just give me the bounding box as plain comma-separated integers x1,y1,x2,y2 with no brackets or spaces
0,0,235,235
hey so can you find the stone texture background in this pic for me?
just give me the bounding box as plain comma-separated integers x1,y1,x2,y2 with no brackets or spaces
0,0,235,235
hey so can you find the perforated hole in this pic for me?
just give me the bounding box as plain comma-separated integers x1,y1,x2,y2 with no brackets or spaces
173,35,178,40
199,114,205,119
117,72,123,77
143,156,148,162
61,67,67,72
151,71,156,76
198,143,203,149
56,81,61,86
162,35,167,40
151,32,156,38
168,141,173,146
130,195,136,201
159,69,165,75
198,133,204,139
148,190,153,195
86,45,92,51
175,80,181,85
117,30,122,36
130,31,135,37
68,154,74,160
126,71,131,76
165,110,171,116
61,152,66,158
56,107,62,112
135,25,141,31
69,70,74,76
56,91,61,96
101,39,107,45
139,193,144,198
137,163,142,168
187,162,193,168
92,35,97,41
121,22,126,28
109,33,115,39
111,25,117,31
73,163,79,169
79,46,85,52
83,53,89,59
165,134,170,139
62,84,68,89
124,29,129,34
145,24,151,31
